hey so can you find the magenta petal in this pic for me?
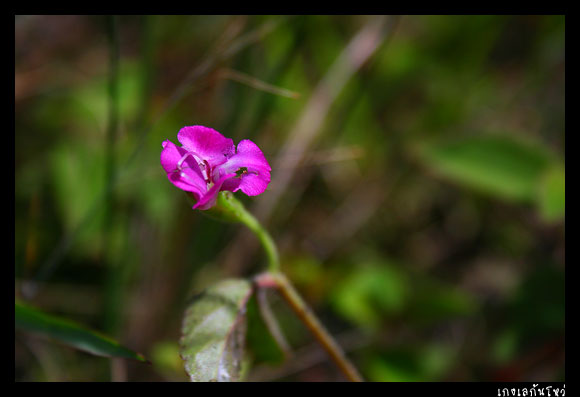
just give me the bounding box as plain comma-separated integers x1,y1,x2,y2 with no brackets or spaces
238,172,270,196
177,126,235,167
160,140,207,199
219,139,271,196
162,127,272,210
192,173,237,210
221,177,242,193
229,140,271,173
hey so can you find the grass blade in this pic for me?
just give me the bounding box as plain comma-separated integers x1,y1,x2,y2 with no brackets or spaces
15,301,148,363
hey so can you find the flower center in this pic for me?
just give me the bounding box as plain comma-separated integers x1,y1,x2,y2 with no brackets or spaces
176,151,213,184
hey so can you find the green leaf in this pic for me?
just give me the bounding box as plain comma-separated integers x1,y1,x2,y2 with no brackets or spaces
180,279,254,382
408,278,477,324
331,263,409,329
48,143,106,257
537,163,565,222
417,135,554,203
15,300,147,362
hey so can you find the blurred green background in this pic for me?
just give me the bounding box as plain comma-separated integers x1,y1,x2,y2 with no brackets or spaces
15,15,564,382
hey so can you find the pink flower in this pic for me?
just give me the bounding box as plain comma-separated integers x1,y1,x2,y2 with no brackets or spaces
161,126,271,210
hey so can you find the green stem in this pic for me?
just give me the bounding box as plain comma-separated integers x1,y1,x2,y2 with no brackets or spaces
236,210,280,274
203,192,280,273
103,14,121,335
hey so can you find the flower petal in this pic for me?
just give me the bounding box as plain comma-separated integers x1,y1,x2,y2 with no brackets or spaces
218,139,271,196
160,140,207,199
237,172,270,196
220,177,242,193
192,173,237,210
177,126,235,167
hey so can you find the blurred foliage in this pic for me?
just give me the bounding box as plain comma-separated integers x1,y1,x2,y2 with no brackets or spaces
417,136,553,201
15,15,564,382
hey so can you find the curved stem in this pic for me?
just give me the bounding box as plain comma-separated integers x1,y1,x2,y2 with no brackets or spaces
238,212,280,273
206,192,280,273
